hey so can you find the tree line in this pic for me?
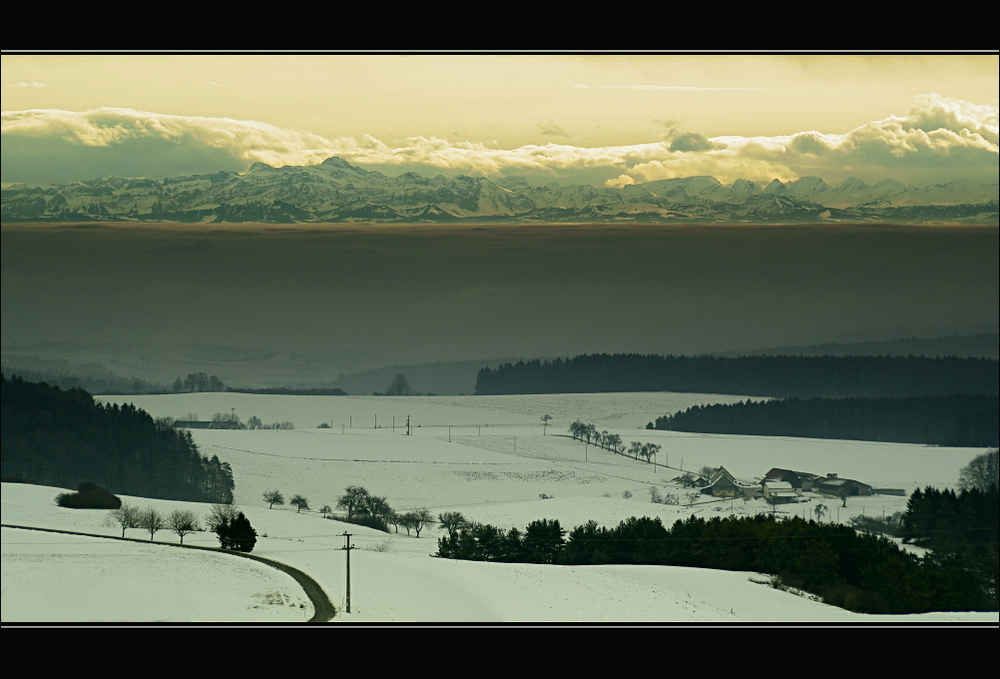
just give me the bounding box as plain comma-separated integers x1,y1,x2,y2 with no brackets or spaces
648,394,999,447
172,373,226,393
1,373,235,503
474,353,998,398
436,508,998,614
568,420,661,463
106,502,257,552
260,485,435,537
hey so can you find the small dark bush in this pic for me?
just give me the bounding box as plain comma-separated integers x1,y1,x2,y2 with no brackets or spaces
215,511,257,552
55,482,122,509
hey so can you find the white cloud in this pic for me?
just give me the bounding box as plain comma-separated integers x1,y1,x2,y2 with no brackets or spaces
3,81,48,89
1,107,352,168
3,95,996,187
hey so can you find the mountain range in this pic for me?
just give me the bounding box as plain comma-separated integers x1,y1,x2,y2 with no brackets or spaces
3,156,997,224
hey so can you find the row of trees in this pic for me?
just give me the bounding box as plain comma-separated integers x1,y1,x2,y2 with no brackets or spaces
262,485,435,537
262,490,310,512
336,485,434,536
436,518,568,564
648,395,999,447
106,503,199,543
161,413,294,430
475,353,999,398
568,421,661,463
171,373,225,393
106,502,256,551
437,512,997,613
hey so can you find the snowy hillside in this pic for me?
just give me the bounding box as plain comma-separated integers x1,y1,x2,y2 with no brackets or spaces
3,392,996,624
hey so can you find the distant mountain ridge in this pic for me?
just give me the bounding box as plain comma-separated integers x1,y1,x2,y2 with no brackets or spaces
3,156,997,224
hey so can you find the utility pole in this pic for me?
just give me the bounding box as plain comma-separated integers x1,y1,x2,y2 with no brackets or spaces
341,532,354,614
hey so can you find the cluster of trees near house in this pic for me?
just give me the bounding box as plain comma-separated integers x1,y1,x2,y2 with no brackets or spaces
648,394,999,447
439,451,998,614
163,412,295,430
1,373,235,503
474,353,998,397
437,509,997,614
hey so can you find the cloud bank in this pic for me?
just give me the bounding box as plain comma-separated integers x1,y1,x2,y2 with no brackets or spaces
2,94,997,187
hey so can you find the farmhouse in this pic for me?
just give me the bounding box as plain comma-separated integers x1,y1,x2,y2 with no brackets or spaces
700,466,746,497
762,468,822,491
762,480,801,504
816,474,873,498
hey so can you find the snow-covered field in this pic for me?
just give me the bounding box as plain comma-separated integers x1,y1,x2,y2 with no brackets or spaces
3,391,996,624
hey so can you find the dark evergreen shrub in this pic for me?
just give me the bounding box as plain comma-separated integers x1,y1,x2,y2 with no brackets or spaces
215,512,257,552
55,482,122,509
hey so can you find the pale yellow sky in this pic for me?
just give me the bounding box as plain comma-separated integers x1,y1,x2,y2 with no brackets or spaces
2,53,998,186
4,54,995,141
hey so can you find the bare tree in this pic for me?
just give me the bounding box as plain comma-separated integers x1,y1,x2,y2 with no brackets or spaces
168,509,201,544
958,449,999,492
363,494,393,526
400,508,433,537
337,485,370,518
606,434,623,454
138,506,166,541
814,503,829,522
438,511,468,537
205,503,241,532
263,490,284,509
290,494,310,513
107,502,140,537
320,504,333,518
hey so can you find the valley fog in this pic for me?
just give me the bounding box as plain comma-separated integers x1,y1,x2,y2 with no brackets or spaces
3,222,996,374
